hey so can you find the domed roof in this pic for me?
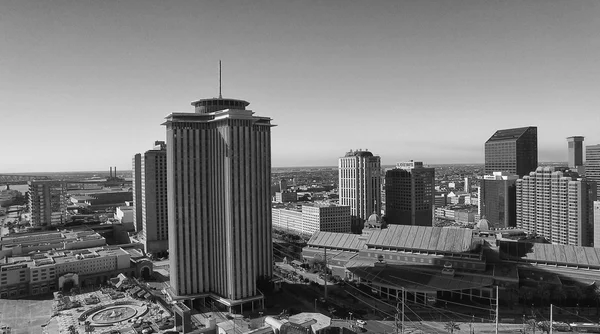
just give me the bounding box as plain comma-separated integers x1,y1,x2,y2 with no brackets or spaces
476,217,490,230
367,212,381,223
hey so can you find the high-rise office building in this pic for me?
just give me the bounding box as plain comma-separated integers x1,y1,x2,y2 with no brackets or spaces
485,126,537,177
480,172,518,229
133,141,169,256
587,144,600,199
28,180,67,227
132,153,142,232
385,161,435,226
338,150,381,223
164,94,273,308
516,167,597,246
567,136,585,169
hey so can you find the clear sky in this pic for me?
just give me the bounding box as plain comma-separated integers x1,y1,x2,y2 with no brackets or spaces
1,0,599,173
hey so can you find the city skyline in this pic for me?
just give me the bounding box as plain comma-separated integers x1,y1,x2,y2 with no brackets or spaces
2,0,600,173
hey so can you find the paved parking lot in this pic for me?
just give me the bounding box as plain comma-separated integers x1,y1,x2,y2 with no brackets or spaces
0,299,54,334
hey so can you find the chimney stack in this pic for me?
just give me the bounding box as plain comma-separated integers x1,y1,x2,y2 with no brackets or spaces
110,167,112,178
114,166,117,177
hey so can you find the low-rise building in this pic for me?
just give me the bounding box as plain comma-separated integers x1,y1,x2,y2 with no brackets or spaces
0,245,151,299
275,191,297,203
0,229,106,258
272,203,351,235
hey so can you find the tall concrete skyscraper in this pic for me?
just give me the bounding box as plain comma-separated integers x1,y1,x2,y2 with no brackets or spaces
28,180,67,227
586,144,600,199
485,126,537,177
567,136,584,169
385,161,435,226
339,150,381,224
132,153,142,232
164,94,273,308
481,172,518,229
133,141,168,256
516,167,597,246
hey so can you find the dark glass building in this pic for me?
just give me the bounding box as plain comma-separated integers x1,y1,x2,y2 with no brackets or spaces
480,172,518,229
484,126,537,177
385,161,435,226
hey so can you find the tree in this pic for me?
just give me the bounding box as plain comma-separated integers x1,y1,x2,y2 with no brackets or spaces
536,321,551,334
525,319,537,334
552,285,567,306
67,325,77,334
444,321,460,334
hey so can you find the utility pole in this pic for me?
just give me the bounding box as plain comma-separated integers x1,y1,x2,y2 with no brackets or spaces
495,286,499,334
395,302,399,334
324,248,328,299
402,287,405,334
395,288,405,334
550,304,553,334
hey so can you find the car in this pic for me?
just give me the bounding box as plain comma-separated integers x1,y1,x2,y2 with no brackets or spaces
356,319,367,326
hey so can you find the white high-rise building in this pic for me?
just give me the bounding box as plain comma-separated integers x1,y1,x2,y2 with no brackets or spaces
338,150,381,222
516,167,597,246
164,95,273,308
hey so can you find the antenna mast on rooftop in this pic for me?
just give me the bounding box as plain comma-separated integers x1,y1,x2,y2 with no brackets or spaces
219,60,222,99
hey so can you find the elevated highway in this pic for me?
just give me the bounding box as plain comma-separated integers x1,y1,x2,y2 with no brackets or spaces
0,174,50,184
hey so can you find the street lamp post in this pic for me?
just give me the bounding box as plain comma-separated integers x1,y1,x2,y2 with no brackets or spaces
314,299,317,312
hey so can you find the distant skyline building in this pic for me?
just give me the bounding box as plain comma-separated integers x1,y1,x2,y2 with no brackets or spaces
464,177,471,193
567,136,585,169
28,180,67,227
385,161,435,226
164,94,273,309
586,144,600,200
279,178,288,192
135,141,168,256
480,172,518,229
516,167,597,246
132,153,142,232
485,126,537,177
338,149,381,223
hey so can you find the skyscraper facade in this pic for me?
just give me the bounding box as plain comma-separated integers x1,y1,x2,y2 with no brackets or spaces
516,167,597,246
485,126,537,177
567,136,584,169
385,161,435,226
338,150,381,222
480,172,518,229
28,180,67,227
586,144,600,200
164,96,273,304
132,153,142,232
137,141,168,256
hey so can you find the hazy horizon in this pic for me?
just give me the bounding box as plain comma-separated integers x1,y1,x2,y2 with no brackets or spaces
2,1,599,173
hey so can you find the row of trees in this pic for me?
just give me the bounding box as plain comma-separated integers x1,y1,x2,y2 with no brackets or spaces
519,283,600,308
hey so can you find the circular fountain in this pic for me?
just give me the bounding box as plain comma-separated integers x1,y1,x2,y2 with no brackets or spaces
90,306,138,324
